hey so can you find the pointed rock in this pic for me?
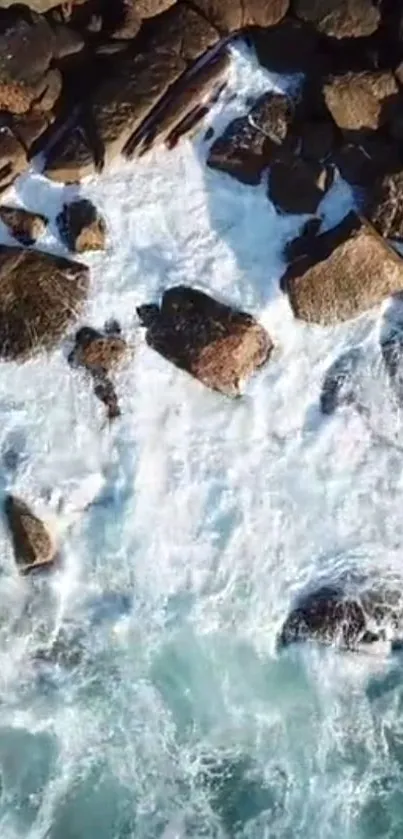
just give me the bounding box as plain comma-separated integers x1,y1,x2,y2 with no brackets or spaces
56,199,106,253
4,495,56,574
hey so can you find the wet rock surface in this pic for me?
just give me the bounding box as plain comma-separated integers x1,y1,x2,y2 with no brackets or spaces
0,246,89,360
282,212,403,325
292,0,381,39
56,198,106,252
366,171,403,241
0,206,47,245
4,494,56,574
68,321,128,420
268,153,333,214
138,286,273,396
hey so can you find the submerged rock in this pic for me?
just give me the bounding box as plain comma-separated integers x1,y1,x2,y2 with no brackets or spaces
68,322,128,420
56,199,106,253
4,495,56,574
0,246,89,361
137,285,273,396
282,212,403,325
0,206,47,246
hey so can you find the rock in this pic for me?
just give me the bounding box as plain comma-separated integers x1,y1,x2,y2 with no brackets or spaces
323,71,400,133
300,119,337,162
366,171,403,241
207,115,274,185
0,246,89,361
0,18,55,114
320,347,363,414
268,153,333,215
31,68,62,114
138,286,273,396
381,334,403,403
278,583,401,651
93,377,121,421
56,199,106,252
44,126,98,183
111,1,142,39
282,211,403,325
0,126,27,193
0,1,82,10
0,206,47,245
68,325,128,376
188,0,289,33
134,0,176,16
283,216,322,262
11,113,50,155
4,494,56,574
250,17,321,74
335,136,403,187
248,90,294,146
292,0,381,39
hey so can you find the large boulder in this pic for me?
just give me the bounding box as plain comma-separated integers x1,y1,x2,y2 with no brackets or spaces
291,0,381,39
137,286,273,396
268,153,333,214
323,71,400,133
4,494,56,574
0,246,89,360
186,0,289,34
366,171,403,241
282,212,403,325
207,115,275,185
0,17,59,115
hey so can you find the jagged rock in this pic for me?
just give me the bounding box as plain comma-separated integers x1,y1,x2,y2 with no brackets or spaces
268,153,333,214
0,206,47,245
248,91,294,146
207,116,274,185
68,322,127,420
4,494,56,574
0,127,27,193
278,582,402,651
292,0,380,39
335,136,403,187
282,211,403,324
56,199,106,252
90,4,219,168
323,71,400,133
0,246,89,360
251,17,320,74
44,126,98,183
68,325,127,375
0,18,56,114
188,0,289,34
137,286,273,396
366,171,403,241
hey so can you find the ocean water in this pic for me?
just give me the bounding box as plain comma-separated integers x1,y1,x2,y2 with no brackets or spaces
0,43,403,839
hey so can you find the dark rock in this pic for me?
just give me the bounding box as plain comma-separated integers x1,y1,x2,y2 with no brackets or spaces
250,17,321,74
248,90,294,146
56,199,106,252
93,377,121,421
278,583,397,650
68,325,128,376
366,171,403,241
292,0,381,39
0,246,88,361
0,17,57,114
207,115,274,185
283,216,322,262
268,153,333,215
138,285,273,396
323,71,400,133
4,494,56,574
380,334,403,403
11,113,50,154
320,347,363,414
335,136,403,187
300,119,337,161
111,1,142,39
0,206,47,245
0,126,27,193
0,0,84,9
44,125,98,183
282,211,403,324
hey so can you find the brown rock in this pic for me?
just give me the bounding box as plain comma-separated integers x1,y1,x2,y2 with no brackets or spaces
0,0,81,9
56,199,106,253
0,246,89,361
0,206,47,246
0,127,27,193
248,91,294,146
68,326,127,376
111,1,142,39
335,136,403,187
0,18,54,114
323,71,400,133
268,153,333,214
282,211,403,324
11,114,50,154
44,126,98,183
4,494,56,574
292,0,380,38
134,0,176,17
366,171,403,241
32,68,63,114
137,286,273,396
207,116,274,185
188,0,289,34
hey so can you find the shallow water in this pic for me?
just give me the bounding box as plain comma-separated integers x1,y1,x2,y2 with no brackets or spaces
0,44,402,839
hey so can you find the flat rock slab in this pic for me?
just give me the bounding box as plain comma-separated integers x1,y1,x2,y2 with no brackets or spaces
292,0,381,39
0,246,89,360
0,206,47,245
282,212,403,324
56,199,106,252
137,285,273,396
323,71,399,133
4,494,56,574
